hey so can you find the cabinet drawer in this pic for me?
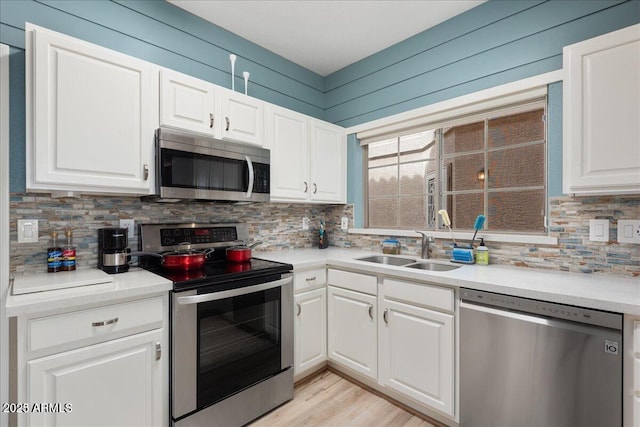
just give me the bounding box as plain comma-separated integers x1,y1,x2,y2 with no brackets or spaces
634,321,640,355
382,278,454,313
294,268,326,292
28,296,163,353
328,269,376,295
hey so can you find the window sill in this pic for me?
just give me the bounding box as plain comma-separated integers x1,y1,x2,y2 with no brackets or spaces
348,228,558,246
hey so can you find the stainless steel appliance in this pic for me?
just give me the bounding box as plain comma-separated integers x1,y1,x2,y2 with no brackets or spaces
460,288,622,427
97,227,129,274
138,223,293,427
150,128,270,203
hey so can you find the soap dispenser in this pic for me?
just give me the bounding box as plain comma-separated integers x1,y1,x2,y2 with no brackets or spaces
319,221,329,249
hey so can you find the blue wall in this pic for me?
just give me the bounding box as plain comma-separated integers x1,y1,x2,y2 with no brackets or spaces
338,0,638,226
2,0,639,203
0,0,325,192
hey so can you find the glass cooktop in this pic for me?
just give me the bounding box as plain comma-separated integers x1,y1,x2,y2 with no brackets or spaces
143,257,293,291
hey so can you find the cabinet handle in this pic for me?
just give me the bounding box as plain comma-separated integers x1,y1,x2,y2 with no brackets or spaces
296,303,302,316
143,164,149,181
304,181,308,193
383,308,389,324
313,183,318,194
225,116,230,131
92,317,118,327
209,113,214,128
305,276,316,283
368,304,374,320
155,342,162,361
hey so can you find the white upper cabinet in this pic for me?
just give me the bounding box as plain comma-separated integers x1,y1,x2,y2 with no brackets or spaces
219,87,265,145
269,105,346,203
160,69,217,135
563,24,640,195
269,106,310,200
26,24,159,195
310,121,347,203
160,71,265,146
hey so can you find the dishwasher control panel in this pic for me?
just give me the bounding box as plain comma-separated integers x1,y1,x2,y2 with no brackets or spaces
460,288,622,331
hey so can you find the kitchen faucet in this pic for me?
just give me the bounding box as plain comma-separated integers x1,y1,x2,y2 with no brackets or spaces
415,231,433,259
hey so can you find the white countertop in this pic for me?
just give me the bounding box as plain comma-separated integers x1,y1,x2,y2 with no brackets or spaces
6,268,172,318
257,247,640,315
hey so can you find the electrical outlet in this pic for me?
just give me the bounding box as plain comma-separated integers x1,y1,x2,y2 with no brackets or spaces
302,217,310,230
341,217,349,230
617,219,640,244
119,219,135,239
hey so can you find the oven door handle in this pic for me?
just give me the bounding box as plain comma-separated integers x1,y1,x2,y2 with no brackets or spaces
176,276,292,305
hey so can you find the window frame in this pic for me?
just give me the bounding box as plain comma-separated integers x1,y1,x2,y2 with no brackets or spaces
363,98,548,234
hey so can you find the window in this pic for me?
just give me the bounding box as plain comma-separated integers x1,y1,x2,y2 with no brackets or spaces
364,101,547,234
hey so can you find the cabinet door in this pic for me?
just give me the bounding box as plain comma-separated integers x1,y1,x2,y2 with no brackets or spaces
160,69,216,135
220,89,264,146
269,107,310,201
28,25,158,194
327,286,377,379
563,24,640,195
379,299,454,417
310,121,346,203
294,288,327,378
27,329,164,427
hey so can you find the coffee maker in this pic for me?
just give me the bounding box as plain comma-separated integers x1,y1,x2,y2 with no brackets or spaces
98,227,129,274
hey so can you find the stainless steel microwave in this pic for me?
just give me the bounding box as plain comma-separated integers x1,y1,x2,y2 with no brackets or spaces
150,128,270,203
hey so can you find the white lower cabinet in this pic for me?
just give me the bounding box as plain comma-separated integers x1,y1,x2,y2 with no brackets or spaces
14,294,168,427
379,298,454,417
327,285,377,380
27,329,164,427
294,287,327,379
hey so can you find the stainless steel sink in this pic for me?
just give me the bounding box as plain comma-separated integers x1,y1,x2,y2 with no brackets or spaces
356,255,416,266
404,262,460,272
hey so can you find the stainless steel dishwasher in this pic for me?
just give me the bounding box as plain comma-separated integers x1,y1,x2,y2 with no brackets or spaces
460,288,622,427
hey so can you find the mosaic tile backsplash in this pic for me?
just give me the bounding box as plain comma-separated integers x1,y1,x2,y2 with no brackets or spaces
9,193,640,277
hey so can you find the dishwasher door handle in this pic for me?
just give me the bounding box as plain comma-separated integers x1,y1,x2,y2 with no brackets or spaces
460,301,620,338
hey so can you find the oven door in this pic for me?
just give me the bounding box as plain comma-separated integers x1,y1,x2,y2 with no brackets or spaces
171,274,293,421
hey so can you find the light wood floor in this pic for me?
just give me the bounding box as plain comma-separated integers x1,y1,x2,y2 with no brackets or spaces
249,370,439,427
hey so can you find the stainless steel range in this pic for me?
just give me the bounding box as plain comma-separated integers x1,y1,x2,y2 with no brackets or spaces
138,223,293,427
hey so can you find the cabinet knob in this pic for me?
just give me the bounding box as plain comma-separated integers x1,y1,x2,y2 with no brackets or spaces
383,308,389,324
368,304,374,320
313,183,318,194
304,181,308,193
225,116,230,132
143,164,149,181
209,113,214,128
155,342,162,361
296,303,302,316
305,276,316,283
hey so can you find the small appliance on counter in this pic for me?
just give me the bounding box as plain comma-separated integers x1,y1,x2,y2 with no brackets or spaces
97,227,130,274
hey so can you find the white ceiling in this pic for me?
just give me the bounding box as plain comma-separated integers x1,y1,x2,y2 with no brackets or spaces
168,1,486,76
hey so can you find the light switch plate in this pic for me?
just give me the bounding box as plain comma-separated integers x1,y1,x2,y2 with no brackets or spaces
589,219,609,242
617,219,640,244
17,219,39,243
302,217,309,230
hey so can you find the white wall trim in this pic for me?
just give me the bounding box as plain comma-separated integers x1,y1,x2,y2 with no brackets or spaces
348,228,558,246
1,43,11,425
345,70,564,136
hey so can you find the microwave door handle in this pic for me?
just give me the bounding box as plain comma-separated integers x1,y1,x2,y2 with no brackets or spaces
245,155,254,198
